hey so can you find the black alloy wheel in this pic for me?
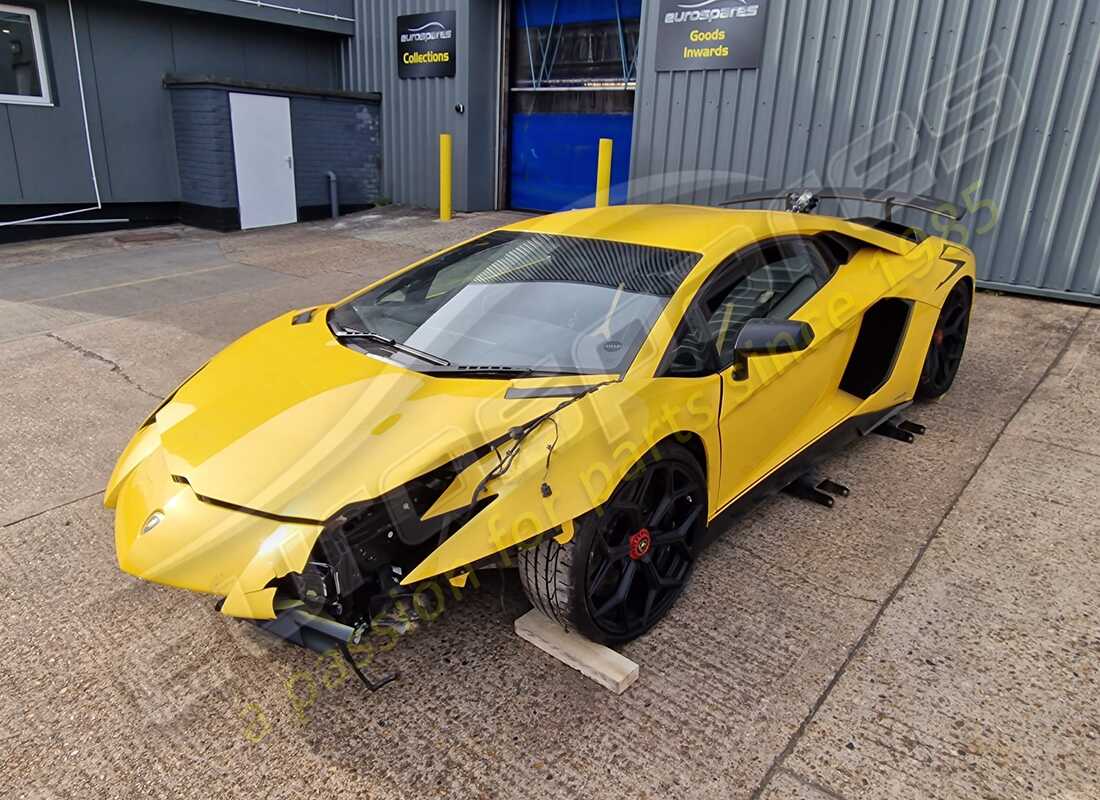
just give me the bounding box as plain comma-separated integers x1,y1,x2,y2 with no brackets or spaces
917,281,971,400
579,452,704,642
516,442,708,645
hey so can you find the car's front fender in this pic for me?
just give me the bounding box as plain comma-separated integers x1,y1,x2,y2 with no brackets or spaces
401,376,721,585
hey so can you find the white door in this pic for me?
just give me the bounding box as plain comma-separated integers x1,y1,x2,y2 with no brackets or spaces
229,92,297,229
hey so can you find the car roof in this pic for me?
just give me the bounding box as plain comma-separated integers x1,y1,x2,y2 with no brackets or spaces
499,204,916,258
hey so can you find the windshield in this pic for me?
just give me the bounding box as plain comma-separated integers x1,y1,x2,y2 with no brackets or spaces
331,232,700,375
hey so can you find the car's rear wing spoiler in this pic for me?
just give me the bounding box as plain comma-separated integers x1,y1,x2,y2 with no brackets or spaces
719,187,966,222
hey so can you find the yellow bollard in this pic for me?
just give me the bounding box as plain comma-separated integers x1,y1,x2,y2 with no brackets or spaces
439,133,453,221
594,137,613,208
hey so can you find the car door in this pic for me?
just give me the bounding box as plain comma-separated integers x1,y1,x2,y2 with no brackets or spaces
660,236,853,507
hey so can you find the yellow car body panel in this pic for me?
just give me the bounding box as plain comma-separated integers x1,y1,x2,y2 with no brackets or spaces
106,204,975,620
401,375,723,584
151,314,558,519
112,437,322,617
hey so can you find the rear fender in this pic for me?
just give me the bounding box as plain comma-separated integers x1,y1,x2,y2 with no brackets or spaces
878,237,975,307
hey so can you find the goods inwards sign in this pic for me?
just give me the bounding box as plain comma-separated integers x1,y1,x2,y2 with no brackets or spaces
397,11,456,78
654,0,767,71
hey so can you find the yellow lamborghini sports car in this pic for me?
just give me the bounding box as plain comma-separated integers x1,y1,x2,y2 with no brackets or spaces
106,189,975,675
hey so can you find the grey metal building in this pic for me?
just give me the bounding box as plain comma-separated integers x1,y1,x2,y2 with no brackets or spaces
341,0,501,212
2,1,1098,303
0,0,377,234
345,0,1100,305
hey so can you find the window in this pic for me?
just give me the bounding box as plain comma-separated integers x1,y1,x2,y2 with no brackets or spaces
511,1,641,89
661,238,833,376
0,4,50,106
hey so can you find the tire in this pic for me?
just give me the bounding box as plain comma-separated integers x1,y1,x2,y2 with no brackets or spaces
517,442,707,645
917,280,972,401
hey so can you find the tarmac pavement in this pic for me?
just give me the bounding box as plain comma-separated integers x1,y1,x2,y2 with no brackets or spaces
0,207,1096,799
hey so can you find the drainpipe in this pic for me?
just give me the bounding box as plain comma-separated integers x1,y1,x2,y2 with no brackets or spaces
325,171,339,220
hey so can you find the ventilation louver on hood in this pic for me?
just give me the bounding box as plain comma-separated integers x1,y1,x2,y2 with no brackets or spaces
291,308,317,325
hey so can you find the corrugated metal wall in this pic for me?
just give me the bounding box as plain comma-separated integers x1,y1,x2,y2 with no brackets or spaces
339,1,460,209
629,0,1100,304
339,0,499,211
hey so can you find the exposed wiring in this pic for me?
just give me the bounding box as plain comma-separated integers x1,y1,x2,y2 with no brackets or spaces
539,416,560,497
336,641,397,691
469,380,616,507
469,430,525,507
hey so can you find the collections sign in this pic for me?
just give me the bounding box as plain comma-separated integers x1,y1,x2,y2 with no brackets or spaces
654,0,767,71
396,11,456,78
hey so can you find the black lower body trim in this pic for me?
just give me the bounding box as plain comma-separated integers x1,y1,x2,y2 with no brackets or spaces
704,403,907,543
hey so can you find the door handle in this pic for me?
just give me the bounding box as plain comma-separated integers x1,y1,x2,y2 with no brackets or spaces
286,155,294,169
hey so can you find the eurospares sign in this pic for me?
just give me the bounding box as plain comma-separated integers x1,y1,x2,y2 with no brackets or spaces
655,0,767,71
397,11,456,78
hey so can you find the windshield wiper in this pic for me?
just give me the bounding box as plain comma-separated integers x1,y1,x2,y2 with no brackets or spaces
332,325,450,367
423,366,588,378
422,366,535,378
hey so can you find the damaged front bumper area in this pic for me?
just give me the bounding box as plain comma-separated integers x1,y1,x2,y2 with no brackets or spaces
237,462,494,688
263,460,494,633
113,436,493,647
248,604,400,690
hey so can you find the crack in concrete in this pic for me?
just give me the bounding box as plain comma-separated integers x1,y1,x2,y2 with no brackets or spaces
776,766,849,800
1,490,104,528
747,310,1092,800
733,542,879,605
1016,434,1100,463
45,333,164,402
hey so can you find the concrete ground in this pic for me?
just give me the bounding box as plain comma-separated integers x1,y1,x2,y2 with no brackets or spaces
0,208,1097,800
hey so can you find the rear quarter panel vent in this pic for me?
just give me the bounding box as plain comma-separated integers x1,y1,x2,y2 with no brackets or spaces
839,298,914,399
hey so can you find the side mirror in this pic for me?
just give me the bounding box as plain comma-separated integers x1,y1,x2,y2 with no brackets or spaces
729,318,815,380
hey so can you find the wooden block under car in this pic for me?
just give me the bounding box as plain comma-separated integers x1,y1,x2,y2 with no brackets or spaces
514,609,639,694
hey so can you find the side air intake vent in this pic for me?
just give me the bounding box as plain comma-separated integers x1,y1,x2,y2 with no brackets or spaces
839,298,913,399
